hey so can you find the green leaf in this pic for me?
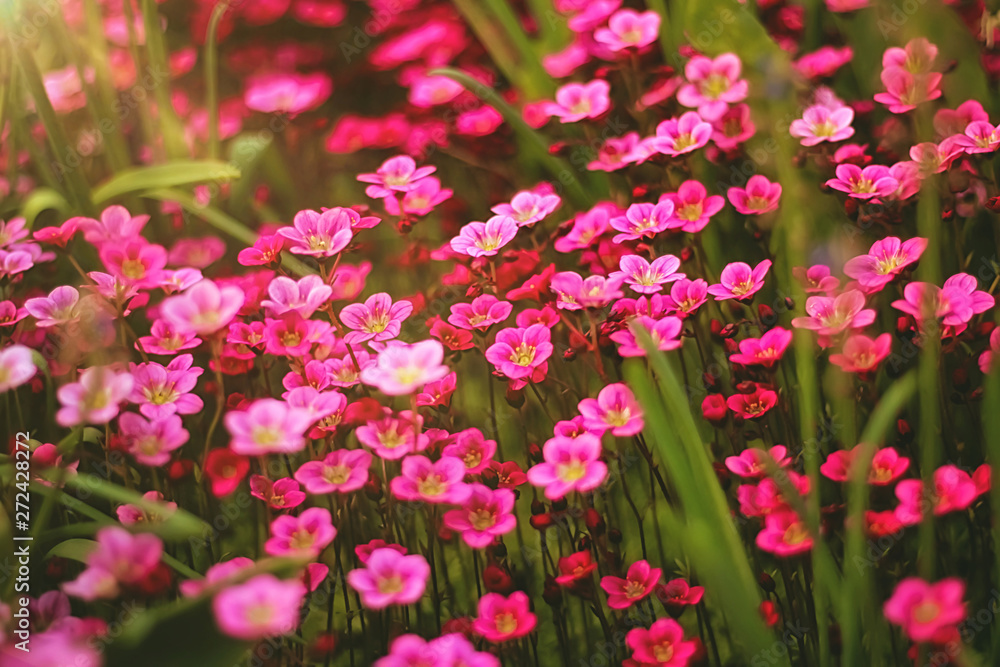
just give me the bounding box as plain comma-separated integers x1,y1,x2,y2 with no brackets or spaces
45,537,97,562
21,188,70,228
91,161,242,205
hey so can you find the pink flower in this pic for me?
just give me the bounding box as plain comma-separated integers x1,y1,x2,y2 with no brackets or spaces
727,176,781,215
0,300,28,328
0,345,36,393
357,410,428,460
791,290,876,338
491,189,561,227
554,203,614,252
100,239,167,288
449,295,513,331
726,386,778,419
358,155,437,199
664,279,709,317
360,340,450,396
874,68,942,114
136,319,202,356
820,445,909,485
578,383,644,437
610,202,675,242
244,72,332,114
250,476,306,510
62,526,162,601
347,548,430,610
443,484,517,548
277,208,355,258
119,413,189,466
794,265,840,294
883,578,966,643
416,371,458,408
826,164,898,200
894,465,978,526
600,560,661,609
473,592,537,642
594,9,660,52
384,176,453,217
376,634,499,667
610,254,684,294
485,324,554,380
843,236,927,291
128,354,203,420
952,121,1000,154
441,428,497,475
980,327,1000,374
651,112,713,157
212,574,307,640
677,53,748,121
883,37,938,74
711,103,757,151
390,455,471,504
264,507,336,557
450,216,518,258
789,104,855,146
661,180,725,233
161,279,245,335
588,132,642,171
261,275,333,318
546,79,612,124
340,292,413,344
456,105,504,136
407,74,463,108
56,366,134,427
729,327,793,367
829,333,893,373
71,205,148,246
794,45,854,79
116,490,177,525
725,446,792,479
891,277,994,333
707,259,771,301
756,510,813,556
909,141,964,175
527,433,607,499
225,398,314,455
24,285,82,328
550,271,625,310
625,618,698,666
294,449,372,494
610,315,684,357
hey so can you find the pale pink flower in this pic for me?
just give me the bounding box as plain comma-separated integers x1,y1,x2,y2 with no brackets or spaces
473,592,537,643
212,574,307,640
160,279,245,335
225,398,314,455
116,490,177,525
128,354,204,420
883,37,938,74
485,324,554,380
610,255,684,294
136,319,202,356
725,446,792,479
347,548,430,610
791,290,876,338
874,68,942,114
491,189,561,227
884,578,966,643
449,295,513,331
550,271,625,310
244,72,332,114
443,484,517,548
934,100,989,137
826,164,898,200
295,449,372,494
892,276,994,333
357,155,436,199
578,383,644,437
277,208,356,257
441,427,497,475
661,180,725,233
908,140,964,175
119,413,189,466
676,53,748,121
356,410,428,460
0,345,36,393
952,121,1000,154
527,433,607,499
56,366,134,427
707,259,771,301
375,633,499,667
843,237,927,292
62,526,162,601
829,333,893,373
264,507,336,557
727,176,781,215
261,275,333,318
610,201,675,242
794,265,840,294
383,177,453,217
71,205,148,246
546,79,611,123
610,315,684,357
390,455,471,504
594,9,660,52
651,112,713,157
24,286,82,328
729,327,793,367
790,105,855,146
588,132,642,171
450,216,518,257
339,292,413,344
600,560,661,609
360,340,450,395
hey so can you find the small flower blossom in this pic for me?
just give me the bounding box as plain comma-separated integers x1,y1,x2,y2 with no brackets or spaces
874,67,942,113
294,449,372,494
791,290,876,339
238,234,285,266
212,574,307,640
261,275,333,318
707,259,771,301
756,510,813,556
625,618,699,666
24,285,82,328
56,366,134,427
550,271,625,310
725,446,792,479
650,112,713,157
129,354,204,419
527,433,607,500
829,333,893,373
610,255,684,294
119,413,189,466
820,445,909,485
443,484,517,548
661,180,725,233
726,386,778,419
161,279,245,336
62,526,162,601
727,176,782,215
578,383,644,437
843,237,927,291
729,327,793,367
347,548,430,610
450,216,518,258
358,155,436,199
473,592,537,643
391,455,471,504
895,465,978,526
225,398,314,455
677,53,748,121
952,121,1000,154
790,104,855,145
244,72,332,114
610,315,684,357
442,428,497,475
0,345,36,393
383,176,453,217
491,189,561,227
826,164,899,200
600,560,661,609
485,324,554,380
449,295,513,331
357,410,428,460
249,476,306,510
883,578,966,643
136,319,202,356
546,79,611,123
277,208,355,258
610,202,676,243
264,507,336,558
360,340,450,396
593,9,660,52
340,292,414,345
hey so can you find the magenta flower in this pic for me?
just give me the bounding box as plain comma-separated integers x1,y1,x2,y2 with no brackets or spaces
891,277,994,334
610,315,684,357
676,53,748,121
546,79,611,123
264,507,336,557
790,104,855,145
390,455,471,504
726,386,778,419
0,345,36,393
729,327,793,367
600,560,662,609
952,120,1000,154
376,634,499,667
0,299,28,328
874,67,942,113
756,510,813,557
843,236,927,292
450,215,518,258
485,324,554,380
294,449,372,494
277,208,355,258
491,189,561,227
725,446,792,479
225,398,314,455
357,155,436,199
626,618,699,667
339,292,413,345
610,201,675,243
263,314,331,357
662,180,725,233
357,410,428,460
100,238,167,288
664,279,709,316
594,9,660,52
441,428,497,475
71,205,148,246
829,333,893,373
527,433,607,500
794,265,840,294
895,465,978,526
791,290,876,338
727,176,782,215
909,140,964,175
449,295,513,331
820,445,909,485
578,383,644,437
136,319,202,356
347,548,431,609
250,476,306,511
550,271,625,310
161,279,245,336
826,164,898,200
244,72,332,114
360,340,450,396
56,366,134,427
473,592,537,642
62,526,162,601
707,259,771,301
261,275,333,318
116,490,177,525
554,203,614,252
610,254,684,294
651,112,713,157
119,412,189,466
24,285,81,328
128,354,203,420
443,484,517,548
883,578,966,643
212,574,307,640
383,176,453,217
794,45,854,79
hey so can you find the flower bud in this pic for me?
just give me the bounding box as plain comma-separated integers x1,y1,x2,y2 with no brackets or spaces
505,385,526,409
309,633,338,660
758,572,776,593
608,528,623,544
483,564,514,594
584,508,605,535
530,499,546,516
543,575,564,607
530,513,553,530
758,303,775,322
680,247,694,263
